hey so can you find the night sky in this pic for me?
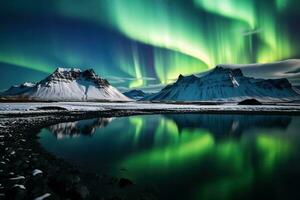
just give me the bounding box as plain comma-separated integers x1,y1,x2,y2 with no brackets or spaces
1,0,300,92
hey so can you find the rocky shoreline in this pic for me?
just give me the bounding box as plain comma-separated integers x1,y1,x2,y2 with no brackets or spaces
0,111,158,200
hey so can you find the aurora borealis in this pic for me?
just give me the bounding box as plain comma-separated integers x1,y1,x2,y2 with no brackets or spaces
1,0,300,91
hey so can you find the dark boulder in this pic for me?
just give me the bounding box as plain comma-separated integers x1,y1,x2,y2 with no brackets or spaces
37,106,67,111
238,99,262,105
118,178,133,188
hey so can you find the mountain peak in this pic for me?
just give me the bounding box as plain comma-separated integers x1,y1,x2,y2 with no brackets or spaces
177,74,198,83
178,74,184,79
82,69,97,79
211,66,243,77
55,67,81,73
45,67,111,88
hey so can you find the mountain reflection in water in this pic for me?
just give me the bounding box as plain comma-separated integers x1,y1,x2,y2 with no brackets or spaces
39,114,300,200
48,118,114,138
167,114,291,136
47,114,291,138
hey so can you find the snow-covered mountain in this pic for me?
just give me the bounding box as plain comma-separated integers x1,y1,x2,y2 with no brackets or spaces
143,66,300,102
2,68,130,101
123,89,148,100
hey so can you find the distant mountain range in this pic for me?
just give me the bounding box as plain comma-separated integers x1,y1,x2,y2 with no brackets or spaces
1,68,130,101
2,61,300,102
143,66,300,102
123,89,149,100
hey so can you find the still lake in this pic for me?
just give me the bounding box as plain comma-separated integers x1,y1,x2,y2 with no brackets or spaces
39,114,300,199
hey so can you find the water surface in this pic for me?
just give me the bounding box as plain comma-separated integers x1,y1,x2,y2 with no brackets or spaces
39,114,300,199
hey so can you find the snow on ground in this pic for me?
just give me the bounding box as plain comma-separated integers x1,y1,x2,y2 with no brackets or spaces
0,102,300,114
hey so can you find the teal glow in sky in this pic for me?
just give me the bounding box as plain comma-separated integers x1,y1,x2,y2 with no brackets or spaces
0,0,299,91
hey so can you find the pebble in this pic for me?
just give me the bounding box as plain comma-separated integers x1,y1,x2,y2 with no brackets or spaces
13,184,26,190
10,176,25,180
32,169,43,176
34,193,51,200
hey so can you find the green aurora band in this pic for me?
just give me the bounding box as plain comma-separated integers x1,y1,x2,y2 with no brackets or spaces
0,0,298,88
101,0,295,84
